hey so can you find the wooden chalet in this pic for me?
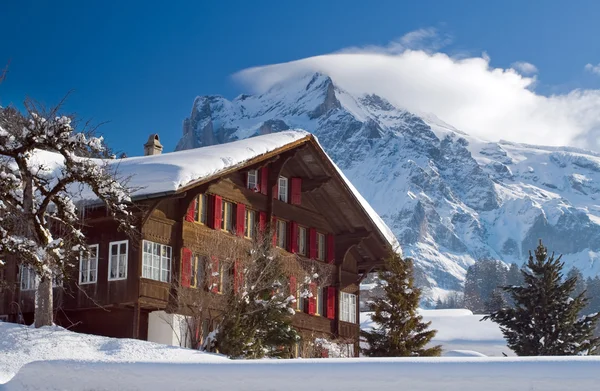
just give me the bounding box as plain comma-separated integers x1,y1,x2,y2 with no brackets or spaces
0,131,397,357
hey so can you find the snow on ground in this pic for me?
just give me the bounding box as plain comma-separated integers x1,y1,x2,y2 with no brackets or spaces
0,322,227,385
6,357,600,391
361,309,511,357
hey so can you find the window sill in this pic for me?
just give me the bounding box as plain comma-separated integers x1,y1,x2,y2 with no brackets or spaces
108,277,128,282
78,281,97,285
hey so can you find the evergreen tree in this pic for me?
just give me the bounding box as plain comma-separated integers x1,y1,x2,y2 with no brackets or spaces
361,252,441,357
484,240,600,356
463,263,484,312
506,263,523,287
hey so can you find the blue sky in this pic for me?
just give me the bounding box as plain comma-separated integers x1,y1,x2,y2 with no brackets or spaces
2,1,600,154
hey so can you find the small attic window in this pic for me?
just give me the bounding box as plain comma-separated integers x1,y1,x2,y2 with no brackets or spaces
247,170,259,191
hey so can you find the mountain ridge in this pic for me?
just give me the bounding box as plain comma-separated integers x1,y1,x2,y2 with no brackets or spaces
175,72,600,299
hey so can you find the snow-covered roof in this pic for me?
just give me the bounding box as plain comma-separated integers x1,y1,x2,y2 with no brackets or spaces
36,130,398,249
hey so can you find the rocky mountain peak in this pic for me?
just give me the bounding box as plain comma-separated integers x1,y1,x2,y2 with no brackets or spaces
176,71,600,301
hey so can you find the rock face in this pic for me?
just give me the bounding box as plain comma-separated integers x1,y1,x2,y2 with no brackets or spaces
176,72,600,297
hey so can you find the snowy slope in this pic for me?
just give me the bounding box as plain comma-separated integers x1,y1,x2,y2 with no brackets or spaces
175,72,600,294
0,322,227,384
361,309,510,357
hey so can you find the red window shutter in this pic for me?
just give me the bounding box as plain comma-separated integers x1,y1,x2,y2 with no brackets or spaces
260,166,269,195
308,228,317,259
289,221,298,253
185,198,196,222
308,282,317,315
213,195,222,229
259,211,267,234
181,248,192,288
326,286,336,320
290,177,302,205
236,204,246,236
326,234,335,264
210,256,220,293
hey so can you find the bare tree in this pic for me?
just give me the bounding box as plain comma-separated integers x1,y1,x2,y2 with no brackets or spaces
160,222,333,357
0,100,136,327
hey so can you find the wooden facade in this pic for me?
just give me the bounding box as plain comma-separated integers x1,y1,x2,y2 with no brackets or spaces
0,135,391,356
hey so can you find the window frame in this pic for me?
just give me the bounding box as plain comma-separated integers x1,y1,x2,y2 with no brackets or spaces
296,284,305,312
244,209,256,239
194,194,208,225
108,240,129,281
297,226,307,256
79,244,99,285
340,292,358,324
276,219,287,249
316,286,324,316
20,265,38,291
221,201,234,233
278,176,289,203
191,254,205,289
247,169,259,191
317,232,326,261
142,240,172,283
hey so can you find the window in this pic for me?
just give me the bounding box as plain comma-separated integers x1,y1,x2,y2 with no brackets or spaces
142,240,171,283
247,169,259,191
221,201,234,232
340,292,357,324
297,226,307,256
278,176,288,203
194,194,208,224
316,286,324,316
296,284,305,312
108,240,128,281
276,220,287,248
20,265,37,291
317,233,326,261
79,244,99,284
244,209,256,239
191,255,205,288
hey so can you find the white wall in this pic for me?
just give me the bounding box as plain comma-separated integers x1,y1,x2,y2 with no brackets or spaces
147,311,191,348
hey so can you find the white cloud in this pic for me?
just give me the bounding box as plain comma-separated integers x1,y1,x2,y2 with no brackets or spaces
585,63,600,75
235,33,600,151
511,61,538,75
338,28,452,55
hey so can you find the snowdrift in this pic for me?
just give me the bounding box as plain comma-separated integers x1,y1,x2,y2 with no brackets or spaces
0,322,227,384
4,357,600,391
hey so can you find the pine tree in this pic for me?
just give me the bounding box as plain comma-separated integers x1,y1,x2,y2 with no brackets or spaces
484,240,600,356
361,252,441,357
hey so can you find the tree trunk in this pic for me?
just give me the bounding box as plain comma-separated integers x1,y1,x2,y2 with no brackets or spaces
34,276,53,327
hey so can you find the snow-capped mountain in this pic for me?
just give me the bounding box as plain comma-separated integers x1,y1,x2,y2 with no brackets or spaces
176,72,600,295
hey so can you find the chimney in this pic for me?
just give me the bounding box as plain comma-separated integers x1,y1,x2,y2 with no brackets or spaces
144,134,163,156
